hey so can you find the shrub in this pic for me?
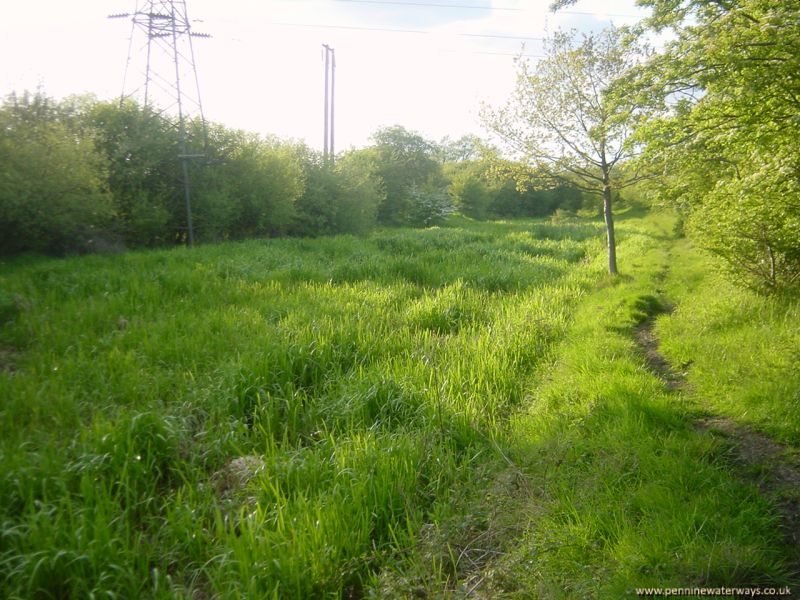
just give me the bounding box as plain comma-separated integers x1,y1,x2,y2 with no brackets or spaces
0,92,114,254
407,182,455,227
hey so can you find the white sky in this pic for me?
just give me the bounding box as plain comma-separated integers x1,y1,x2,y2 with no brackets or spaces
0,0,648,150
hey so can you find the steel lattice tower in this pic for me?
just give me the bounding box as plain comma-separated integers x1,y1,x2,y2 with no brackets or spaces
110,1,210,246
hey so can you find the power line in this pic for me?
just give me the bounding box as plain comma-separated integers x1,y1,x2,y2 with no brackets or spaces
334,0,521,11
460,32,543,41
200,4,650,61
474,51,544,57
208,20,547,57
217,31,541,57
332,0,644,18
260,20,544,41
558,9,644,18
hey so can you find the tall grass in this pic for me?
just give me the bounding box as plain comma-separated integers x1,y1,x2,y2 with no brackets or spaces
0,219,604,598
6,213,792,598
656,239,800,444
371,212,797,597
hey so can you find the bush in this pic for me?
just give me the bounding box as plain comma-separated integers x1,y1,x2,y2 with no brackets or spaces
332,152,383,234
688,165,800,292
88,100,180,246
407,183,455,227
0,93,115,255
289,148,382,237
447,163,491,219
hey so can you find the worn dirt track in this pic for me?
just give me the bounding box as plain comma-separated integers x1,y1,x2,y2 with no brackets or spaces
635,312,800,563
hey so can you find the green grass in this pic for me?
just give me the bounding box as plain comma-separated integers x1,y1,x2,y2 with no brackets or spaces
369,212,799,597
1,212,797,598
0,219,604,598
656,239,800,445
493,218,793,596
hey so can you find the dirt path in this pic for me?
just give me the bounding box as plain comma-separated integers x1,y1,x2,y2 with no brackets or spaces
696,416,800,552
634,312,800,560
633,313,686,391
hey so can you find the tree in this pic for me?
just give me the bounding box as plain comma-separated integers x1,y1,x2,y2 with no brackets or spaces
434,135,482,164
369,126,444,225
209,132,303,239
88,100,180,246
332,149,383,234
289,146,382,237
483,28,648,274
0,92,114,254
406,182,455,226
447,161,491,219
620,0,800,291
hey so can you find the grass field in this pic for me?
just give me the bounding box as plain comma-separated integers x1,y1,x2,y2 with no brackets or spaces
1,212,798,598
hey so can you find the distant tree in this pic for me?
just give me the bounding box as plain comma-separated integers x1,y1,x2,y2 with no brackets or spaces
89,103,307,245
287,146,382,237
446,161,491,219
207,132,303,239
407,182,455,227
88,100,180,245
332,149,383,234
369,126,444,225
483,28,648,274
0,92,114,254
434,135,482,164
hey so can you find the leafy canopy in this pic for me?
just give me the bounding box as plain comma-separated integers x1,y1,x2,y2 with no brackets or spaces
626,0,800,291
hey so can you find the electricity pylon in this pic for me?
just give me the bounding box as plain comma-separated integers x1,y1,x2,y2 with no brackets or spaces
110,1,209,246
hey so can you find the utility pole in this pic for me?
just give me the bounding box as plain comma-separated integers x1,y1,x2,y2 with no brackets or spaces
330,46,336,162
322,44,335,164
323,44,330,163
110,1,209,247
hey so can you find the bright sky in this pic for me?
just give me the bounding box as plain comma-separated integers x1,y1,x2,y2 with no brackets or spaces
0,0,648,150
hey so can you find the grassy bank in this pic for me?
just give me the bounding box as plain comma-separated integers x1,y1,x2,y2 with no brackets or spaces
656,239,800,445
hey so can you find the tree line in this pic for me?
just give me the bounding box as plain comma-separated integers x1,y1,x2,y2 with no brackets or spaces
629,0,800,292
0,93,591,256
7,0,793,294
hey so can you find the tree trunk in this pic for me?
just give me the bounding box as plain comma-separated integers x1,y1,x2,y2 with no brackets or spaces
602,179,618,275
